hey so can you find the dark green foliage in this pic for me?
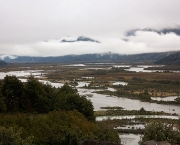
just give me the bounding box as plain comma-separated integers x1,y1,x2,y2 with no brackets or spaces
0,126,34,145
140,121,180,145
175,97,180,104
131,77,145,82
41,83,57,111
55,84,94,121
0,111,120,145
0,75,119,144
138,93,151,101
0,75,94,121
57,83,77,95
139,107,146,114
92,70,106,75
0,97,6,112
1,75,23,111
24,76,49,113
110,67,129,73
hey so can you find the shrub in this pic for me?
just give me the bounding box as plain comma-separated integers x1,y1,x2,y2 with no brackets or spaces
0,126,34,145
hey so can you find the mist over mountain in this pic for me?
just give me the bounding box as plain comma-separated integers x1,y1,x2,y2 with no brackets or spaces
0,51,176,63
126,27,180,36
61,36,100,43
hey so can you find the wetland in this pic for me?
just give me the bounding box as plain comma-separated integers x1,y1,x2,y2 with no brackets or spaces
0,62,180,145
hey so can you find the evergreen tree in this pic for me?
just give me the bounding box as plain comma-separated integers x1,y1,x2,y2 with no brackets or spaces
1,75,23,111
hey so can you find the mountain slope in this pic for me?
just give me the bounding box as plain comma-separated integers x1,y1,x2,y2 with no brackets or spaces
3,52,174,63
0,60,7,66
155,52,180,65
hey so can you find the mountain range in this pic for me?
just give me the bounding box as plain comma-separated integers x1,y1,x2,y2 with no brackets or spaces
0,51,177,63
0,60,7,66
155,52,180,65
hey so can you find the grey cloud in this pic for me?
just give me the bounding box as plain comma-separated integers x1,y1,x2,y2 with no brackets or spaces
0,0,180,56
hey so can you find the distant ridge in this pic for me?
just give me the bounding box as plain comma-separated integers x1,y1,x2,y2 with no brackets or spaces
2,51,176,63
0,60,7,66
155,51,180,65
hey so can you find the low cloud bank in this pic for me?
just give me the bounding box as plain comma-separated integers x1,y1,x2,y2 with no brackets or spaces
0,31,180,56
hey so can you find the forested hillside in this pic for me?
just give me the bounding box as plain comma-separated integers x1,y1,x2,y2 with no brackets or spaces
155,52,180,65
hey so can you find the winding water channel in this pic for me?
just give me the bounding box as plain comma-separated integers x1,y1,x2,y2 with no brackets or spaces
0,70,180,115
0,69,179,145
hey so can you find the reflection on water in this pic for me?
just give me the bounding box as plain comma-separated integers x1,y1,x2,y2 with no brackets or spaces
137,65,164,68
40,80,64,88
119,133,141,145
19,79,64,88
1,69,180,142
115,124,144,130
151,96,178,101
79,87,180,115
113,81,128,86
0,70,44,79
1,70,180,115
79,67,111,70
113,65,131,68
77,82,90,88
124,65,180,73
86,63,115,65
125,67,163,73
107,87,116,92
81,77,94,79
76,84,180,115
96,115,179,121
65,64,86,66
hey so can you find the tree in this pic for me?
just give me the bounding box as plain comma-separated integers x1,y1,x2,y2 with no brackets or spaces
0,97,6,112
139,107,146,114
140,121,180,145
1,75,23,111
24,76,48,113
54,84,95,121
41,82,57,111
175,97,180,104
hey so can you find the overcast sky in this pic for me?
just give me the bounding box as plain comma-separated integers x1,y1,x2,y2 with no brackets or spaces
0,0,180,56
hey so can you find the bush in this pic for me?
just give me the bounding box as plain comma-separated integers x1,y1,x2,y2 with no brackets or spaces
54,84,95,121
0,111,120,145
140,121,180,145
0,126,34,145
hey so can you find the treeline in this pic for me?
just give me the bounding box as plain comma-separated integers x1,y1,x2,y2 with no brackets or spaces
0,75,120,144
0,75,94,120
0,111,120,145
